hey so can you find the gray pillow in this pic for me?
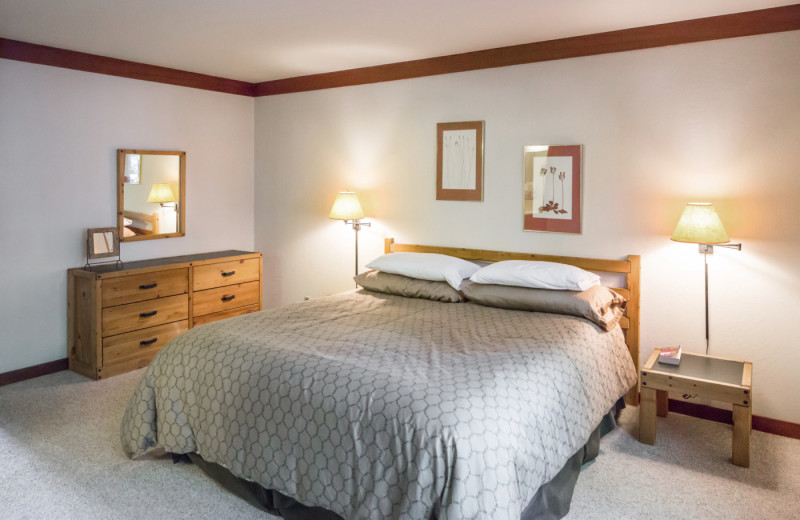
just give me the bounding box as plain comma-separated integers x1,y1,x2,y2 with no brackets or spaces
461,280,626,331
354,270,465,302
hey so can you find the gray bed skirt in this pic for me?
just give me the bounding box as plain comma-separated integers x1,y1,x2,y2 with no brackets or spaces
181,399,625,520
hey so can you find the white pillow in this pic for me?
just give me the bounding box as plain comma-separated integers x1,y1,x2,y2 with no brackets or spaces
469,260,600,291
365,253,480,290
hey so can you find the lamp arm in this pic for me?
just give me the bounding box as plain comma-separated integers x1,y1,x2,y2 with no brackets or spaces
342,219,371,280
343,219,371,230
698,240,741,354
698,243,742,254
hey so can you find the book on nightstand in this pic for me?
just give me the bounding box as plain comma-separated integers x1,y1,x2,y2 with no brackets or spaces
658,346,682,365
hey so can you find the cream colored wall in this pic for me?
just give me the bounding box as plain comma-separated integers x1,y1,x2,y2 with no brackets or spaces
254,31,800,423
0,58,255,374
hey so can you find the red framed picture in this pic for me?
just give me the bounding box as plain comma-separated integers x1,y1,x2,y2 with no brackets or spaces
523,145,582,234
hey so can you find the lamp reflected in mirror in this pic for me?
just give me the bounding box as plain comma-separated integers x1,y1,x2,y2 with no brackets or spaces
147,183,176,206
146,182,179,235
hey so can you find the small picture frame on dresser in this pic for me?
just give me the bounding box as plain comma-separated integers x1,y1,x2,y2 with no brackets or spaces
85,227,122,270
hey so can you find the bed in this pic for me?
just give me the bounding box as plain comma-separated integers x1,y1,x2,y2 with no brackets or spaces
121,239,640,519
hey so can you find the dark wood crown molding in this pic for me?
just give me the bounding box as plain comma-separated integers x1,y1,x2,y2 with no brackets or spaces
2,5,799,97
0,38,256,97
255,4,800,96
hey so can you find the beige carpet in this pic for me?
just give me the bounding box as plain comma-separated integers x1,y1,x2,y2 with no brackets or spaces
1,369,798,519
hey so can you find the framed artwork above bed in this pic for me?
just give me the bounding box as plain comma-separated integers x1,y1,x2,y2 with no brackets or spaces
436,121,484,201
523,145,582,233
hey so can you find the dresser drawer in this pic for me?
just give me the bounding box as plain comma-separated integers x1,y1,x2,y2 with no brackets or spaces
102,294,189,337
98,350,160,379
103,320,189,366
193,258,260,291
193,281,260,317
102,268,188,307
192,304,260,327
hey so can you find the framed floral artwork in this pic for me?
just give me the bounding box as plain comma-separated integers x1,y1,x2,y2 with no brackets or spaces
523,145,582,233
436,121,484,201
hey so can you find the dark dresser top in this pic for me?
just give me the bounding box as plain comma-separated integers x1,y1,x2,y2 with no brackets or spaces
77,250,258,274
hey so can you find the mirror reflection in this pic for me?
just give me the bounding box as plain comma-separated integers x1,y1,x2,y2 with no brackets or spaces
117,150,185,242
93,231,116,255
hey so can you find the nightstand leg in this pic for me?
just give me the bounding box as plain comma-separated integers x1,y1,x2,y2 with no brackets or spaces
656,390,669,417
732,404,751,467
639,387,657,445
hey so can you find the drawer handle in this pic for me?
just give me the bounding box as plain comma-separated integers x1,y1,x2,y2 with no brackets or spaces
139,310,158,318
221,294,236,302
139,283,158,290
139,337,158,347
221,270,236,277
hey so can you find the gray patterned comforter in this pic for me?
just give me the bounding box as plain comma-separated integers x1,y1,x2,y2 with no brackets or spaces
121,290,637,519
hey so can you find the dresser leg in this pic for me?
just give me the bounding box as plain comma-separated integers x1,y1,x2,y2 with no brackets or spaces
639,387,657,445
732,404,751,467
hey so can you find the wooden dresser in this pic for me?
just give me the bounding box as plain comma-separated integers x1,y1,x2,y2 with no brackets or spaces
67,250,262,380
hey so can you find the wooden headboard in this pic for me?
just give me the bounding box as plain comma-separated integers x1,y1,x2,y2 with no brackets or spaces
385,238,641,404
123,210,159,236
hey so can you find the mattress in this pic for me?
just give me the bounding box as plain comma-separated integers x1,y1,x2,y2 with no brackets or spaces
121,289,637,519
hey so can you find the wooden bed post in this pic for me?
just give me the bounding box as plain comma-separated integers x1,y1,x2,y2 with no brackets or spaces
625,254,641,405
384,238,395,254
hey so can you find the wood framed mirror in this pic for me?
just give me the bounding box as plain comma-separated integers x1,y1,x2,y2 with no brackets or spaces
86,227,119,259
117,149,185,242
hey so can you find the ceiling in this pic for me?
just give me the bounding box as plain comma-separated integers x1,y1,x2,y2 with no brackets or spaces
1,0,795,83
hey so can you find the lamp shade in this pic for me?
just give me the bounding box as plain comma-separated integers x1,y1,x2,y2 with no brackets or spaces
329,192,364,220
670,202,730,244
147,183,176,204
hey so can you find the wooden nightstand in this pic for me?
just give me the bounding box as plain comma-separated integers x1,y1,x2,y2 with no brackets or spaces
639,349,753,467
